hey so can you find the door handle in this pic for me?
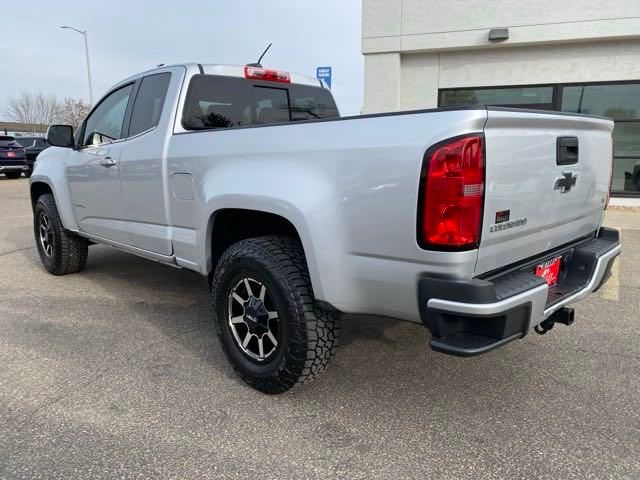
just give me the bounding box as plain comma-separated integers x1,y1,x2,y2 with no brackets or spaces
100,156,117,167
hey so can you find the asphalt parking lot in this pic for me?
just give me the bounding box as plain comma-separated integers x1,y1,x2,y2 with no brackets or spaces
1,177,639,480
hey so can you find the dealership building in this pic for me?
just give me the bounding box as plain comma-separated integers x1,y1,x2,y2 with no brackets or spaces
362,0,640,200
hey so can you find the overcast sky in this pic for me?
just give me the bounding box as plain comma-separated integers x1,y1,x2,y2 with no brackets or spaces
2,0,363,117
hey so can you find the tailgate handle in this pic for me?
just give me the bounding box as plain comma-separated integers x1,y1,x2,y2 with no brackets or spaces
557,137,579,165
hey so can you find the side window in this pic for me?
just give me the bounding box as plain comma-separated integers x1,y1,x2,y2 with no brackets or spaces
82,84,134,146
129,73,171,136
253,87,290,124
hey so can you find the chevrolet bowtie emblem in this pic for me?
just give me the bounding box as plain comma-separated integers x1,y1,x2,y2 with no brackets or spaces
554,172,578,193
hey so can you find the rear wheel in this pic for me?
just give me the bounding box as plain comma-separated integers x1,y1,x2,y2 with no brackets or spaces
210,236,339,394
33,194,89,275
4,172,21,179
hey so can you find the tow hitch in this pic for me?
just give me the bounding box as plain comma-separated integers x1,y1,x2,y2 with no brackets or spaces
534,307,575,335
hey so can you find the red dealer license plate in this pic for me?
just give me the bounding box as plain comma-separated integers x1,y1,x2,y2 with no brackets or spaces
535,256,561,286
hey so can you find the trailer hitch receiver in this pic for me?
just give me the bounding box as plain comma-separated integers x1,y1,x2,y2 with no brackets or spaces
534,307,575,335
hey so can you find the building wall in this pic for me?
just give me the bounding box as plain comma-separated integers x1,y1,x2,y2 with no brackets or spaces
389,40,640,111
363,0,640,53
362,0,640,113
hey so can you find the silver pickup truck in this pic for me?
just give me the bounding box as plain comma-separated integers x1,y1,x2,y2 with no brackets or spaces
31,63,621,394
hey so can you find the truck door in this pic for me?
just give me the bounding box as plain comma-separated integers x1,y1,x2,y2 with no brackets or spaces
66,83,134,244
118,70,177,256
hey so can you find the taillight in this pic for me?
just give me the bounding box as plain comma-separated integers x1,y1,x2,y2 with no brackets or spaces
418,134,485,250
244,66,291,83
7,151,16,158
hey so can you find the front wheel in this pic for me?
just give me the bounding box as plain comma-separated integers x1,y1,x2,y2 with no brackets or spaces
210,236,339,394
33,194,89,275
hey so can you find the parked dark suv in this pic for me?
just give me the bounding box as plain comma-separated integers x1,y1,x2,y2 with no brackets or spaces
16,136,49,177
0,136,29,179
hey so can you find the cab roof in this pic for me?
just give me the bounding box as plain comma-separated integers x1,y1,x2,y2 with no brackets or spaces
115,63,324,90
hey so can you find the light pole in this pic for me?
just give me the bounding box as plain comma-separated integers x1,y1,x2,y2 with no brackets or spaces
60,25,94,105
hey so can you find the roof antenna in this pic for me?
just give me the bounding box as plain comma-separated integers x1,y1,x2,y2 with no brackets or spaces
246,43,272,68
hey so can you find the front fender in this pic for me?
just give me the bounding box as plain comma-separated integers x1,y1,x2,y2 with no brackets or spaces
30,148,78,231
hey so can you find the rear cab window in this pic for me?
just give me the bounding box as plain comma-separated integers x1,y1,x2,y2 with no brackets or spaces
289,84,338,121
182,74,339,131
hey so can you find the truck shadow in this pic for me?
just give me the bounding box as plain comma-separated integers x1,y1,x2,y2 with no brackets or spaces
74,244,409,385
72,244,545,399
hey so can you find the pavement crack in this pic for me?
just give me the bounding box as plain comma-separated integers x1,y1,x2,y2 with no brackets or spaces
522,340,640,362
27,367,112,417
0,246,34,257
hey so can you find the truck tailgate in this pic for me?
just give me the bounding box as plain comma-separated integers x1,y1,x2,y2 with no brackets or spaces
475,108,614,276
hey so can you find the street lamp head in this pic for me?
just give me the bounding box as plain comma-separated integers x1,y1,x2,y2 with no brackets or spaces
60,25,86,35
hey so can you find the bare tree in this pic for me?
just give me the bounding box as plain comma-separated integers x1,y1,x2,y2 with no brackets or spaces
58,97,92,128
5,92,62,132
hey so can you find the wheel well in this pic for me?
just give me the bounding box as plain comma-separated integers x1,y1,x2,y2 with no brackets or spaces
209,209,303,274
30,182,53,209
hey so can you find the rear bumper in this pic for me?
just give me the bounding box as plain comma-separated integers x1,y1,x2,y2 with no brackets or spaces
418,227,621,357
0,164,28,172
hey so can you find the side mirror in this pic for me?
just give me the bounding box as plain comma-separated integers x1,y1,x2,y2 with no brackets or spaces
46,125,75,148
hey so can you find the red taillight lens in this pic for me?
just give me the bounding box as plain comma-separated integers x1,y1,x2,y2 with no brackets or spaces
244,66,291,83
419,134,485,250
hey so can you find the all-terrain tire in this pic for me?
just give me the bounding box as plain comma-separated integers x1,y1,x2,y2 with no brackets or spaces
210,235,339,394
34,193,89,275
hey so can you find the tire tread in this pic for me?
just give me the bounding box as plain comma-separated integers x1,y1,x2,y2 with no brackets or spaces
35,194,88,275
210,235,339,394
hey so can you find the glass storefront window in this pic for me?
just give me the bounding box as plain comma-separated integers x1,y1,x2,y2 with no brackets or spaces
612,121,640,193
561,84,640,119
439,86,554,108
613,121,640,157
562,83,640,194
613,157,640,192
439,81,640,195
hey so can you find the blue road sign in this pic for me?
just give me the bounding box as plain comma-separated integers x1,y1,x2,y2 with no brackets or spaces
316,66,332,89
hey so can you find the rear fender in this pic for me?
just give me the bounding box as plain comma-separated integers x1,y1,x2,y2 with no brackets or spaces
199,166,349,305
